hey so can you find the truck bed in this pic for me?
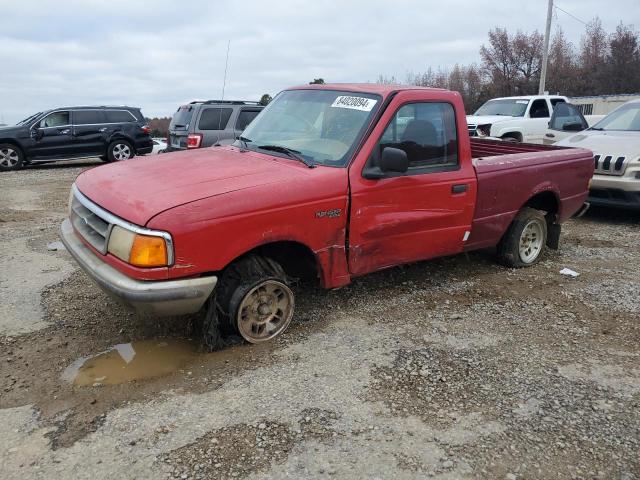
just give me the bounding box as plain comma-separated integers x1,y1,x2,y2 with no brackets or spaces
465,138,594,251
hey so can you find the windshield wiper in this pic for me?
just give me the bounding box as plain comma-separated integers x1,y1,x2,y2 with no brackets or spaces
258,144,315,168
237,136,252,149
589,127,604,131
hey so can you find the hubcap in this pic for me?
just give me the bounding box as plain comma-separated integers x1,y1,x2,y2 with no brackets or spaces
519,220,544,263
0,147,19,167
112,143,131,161
236,280,294,343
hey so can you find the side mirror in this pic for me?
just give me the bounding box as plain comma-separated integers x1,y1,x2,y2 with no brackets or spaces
31,128,44,140
380,147,409,173
362,147,409,180
562,121,584,132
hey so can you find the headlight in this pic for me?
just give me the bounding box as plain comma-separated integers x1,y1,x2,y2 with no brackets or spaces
477,124,492,137
107,225,169,267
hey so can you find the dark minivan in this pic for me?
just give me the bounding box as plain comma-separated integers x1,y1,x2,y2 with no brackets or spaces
0,106,153,171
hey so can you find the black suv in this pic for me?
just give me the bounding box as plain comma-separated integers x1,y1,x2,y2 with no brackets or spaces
167,100,263,152
0,106,153,171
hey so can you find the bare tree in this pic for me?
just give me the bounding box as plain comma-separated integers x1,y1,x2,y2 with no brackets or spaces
606,23,640,93
578,18,609,94
546,27,579,94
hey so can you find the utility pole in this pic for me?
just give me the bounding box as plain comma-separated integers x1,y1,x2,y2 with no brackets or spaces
538,0,553,94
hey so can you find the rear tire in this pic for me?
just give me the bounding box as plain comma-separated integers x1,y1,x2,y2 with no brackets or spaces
0,144,24,171
106,140,135,162
498,208,548,267
501,134,522,143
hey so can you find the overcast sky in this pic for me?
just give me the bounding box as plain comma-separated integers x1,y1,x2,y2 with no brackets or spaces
0,0,636,123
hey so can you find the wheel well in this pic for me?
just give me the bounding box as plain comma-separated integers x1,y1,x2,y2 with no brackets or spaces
523,191,559,219
228,241,320,285
501,132,523,142
0,140,25,156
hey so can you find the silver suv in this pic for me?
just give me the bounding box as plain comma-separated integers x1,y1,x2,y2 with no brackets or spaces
166,100,263,152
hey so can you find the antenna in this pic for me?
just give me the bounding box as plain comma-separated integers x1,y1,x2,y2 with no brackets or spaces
215,40,231,145
221,40,231,101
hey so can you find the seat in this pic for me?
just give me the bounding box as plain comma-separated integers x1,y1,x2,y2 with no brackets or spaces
400,119,441,166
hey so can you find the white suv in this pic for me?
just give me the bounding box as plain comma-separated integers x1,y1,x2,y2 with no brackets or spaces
555,100,640,210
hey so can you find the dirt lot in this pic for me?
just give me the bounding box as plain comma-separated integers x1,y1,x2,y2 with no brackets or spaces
0,160,639,480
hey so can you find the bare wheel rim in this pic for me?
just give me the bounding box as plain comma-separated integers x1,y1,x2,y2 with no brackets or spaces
236,280,294,343
112,143,131,161
0,147,19,167
519,220,544,263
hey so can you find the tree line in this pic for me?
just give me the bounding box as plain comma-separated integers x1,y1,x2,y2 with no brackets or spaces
379,18,640,112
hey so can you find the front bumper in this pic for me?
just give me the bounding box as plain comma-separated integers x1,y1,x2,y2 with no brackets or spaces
60,218,217,316
588,189,640,210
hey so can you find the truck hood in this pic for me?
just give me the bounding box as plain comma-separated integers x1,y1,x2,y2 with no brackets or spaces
75,146,313,226
556,130,640,158
466,115,516,125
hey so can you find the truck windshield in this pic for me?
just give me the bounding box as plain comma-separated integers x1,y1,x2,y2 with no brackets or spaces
170,106,194,130
237,89,381,167
16,112,42,126
591,103,640,131
473,99,529,117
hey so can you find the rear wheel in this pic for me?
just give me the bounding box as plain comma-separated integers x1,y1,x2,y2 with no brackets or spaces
498,208,548,267
0,144,24,171
106,140,134,162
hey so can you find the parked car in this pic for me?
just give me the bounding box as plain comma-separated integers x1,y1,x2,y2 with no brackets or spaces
555,100,640,210
166,100,263,152
468,95,571,143
0,106,153,171
151,138,167,154
60,84,593,349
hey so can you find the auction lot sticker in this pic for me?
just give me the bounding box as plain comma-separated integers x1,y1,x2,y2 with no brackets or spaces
331,96,377,111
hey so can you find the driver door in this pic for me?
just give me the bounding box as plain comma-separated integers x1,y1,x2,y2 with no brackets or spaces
29,111,75,159
348,97,477,276
543,103,588,145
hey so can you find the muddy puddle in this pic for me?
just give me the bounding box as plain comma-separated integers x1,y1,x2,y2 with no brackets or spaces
62,339,200,386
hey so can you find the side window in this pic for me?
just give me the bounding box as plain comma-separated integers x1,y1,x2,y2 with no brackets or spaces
550,103,588,131
39,111,70,128
529,99,550,118
198,108,233,130
104,110,136,123
378,102,458,171
550,98,566,108
235,109,261,131
73,110,106,125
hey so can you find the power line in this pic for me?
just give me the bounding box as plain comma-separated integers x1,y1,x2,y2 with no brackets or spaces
554,5,588,26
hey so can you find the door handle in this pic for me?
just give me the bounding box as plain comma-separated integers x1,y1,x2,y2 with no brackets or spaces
59,129,70,135
99,127,108,132
452,184,468,194
545,133,555,138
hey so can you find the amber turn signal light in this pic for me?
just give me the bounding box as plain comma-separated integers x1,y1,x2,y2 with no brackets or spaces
129,234,168,267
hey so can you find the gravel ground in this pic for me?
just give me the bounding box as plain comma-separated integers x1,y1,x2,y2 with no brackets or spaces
0,160,639,480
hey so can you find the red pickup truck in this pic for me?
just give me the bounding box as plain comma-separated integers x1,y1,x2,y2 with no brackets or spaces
60,84,593,348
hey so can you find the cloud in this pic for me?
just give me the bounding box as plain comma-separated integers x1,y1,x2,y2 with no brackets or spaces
0,0,635,123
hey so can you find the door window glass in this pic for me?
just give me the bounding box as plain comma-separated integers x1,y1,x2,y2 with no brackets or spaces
378,102,458,171
73,110,106,125
198,108,233,130
529,99,550,118
549,103,587,131
40,111,70,128
235,109,261,131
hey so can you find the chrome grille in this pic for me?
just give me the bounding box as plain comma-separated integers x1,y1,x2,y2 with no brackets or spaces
593,154,627,176
70,193,111,253
468,124,478,136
